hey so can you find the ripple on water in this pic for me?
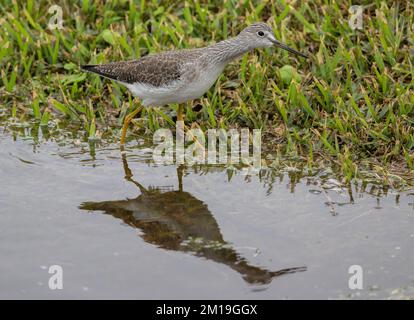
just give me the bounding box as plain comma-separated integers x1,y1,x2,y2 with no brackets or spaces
0,125,414,299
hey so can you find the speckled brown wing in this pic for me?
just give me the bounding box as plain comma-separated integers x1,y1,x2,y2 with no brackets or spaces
81,49,202,87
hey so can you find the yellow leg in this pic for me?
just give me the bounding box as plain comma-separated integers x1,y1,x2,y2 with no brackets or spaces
176,104,204,150
183,124,205,151
177,104,184,122
120,104,143,145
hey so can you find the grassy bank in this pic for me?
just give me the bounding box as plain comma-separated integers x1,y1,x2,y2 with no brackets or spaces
0,0,413,184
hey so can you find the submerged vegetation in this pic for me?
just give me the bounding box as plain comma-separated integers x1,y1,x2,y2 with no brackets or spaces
0,0,413,185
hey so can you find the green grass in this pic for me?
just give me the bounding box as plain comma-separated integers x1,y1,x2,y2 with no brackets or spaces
0,0,413,185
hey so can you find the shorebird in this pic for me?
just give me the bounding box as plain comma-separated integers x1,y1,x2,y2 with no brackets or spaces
81,22,307,145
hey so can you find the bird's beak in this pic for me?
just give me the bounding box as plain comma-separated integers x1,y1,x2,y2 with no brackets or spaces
270,37,308,58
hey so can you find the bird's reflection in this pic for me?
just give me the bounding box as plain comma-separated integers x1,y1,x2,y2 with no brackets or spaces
79,153,306,285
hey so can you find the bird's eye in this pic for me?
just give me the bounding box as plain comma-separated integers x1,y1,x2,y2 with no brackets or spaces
257,31,265,37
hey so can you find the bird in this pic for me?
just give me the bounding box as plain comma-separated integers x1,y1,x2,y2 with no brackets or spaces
81,22,308,145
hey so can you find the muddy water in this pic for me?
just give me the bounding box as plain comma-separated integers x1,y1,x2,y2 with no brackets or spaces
1,126,414,299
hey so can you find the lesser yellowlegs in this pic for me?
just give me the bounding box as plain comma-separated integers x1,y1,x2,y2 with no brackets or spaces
81,22,308,145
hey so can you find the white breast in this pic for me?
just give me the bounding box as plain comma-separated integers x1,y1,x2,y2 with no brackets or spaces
124,62,226,107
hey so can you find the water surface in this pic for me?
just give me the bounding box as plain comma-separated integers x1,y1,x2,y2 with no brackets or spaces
1,125,413,299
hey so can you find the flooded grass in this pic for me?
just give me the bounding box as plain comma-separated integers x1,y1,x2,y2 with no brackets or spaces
0,1,413,184
3,117,414,190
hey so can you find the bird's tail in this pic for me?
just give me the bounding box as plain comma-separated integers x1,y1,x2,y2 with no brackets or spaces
80,64,120,81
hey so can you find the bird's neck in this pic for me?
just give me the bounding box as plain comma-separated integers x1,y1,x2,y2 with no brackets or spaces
207,36,252,64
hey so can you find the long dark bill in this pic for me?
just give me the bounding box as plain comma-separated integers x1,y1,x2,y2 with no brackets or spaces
271,39,308,58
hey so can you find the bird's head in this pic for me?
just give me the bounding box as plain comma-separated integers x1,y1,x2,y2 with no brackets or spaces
239,22,308,58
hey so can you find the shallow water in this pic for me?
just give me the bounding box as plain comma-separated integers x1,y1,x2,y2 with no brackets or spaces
1,125,414,299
